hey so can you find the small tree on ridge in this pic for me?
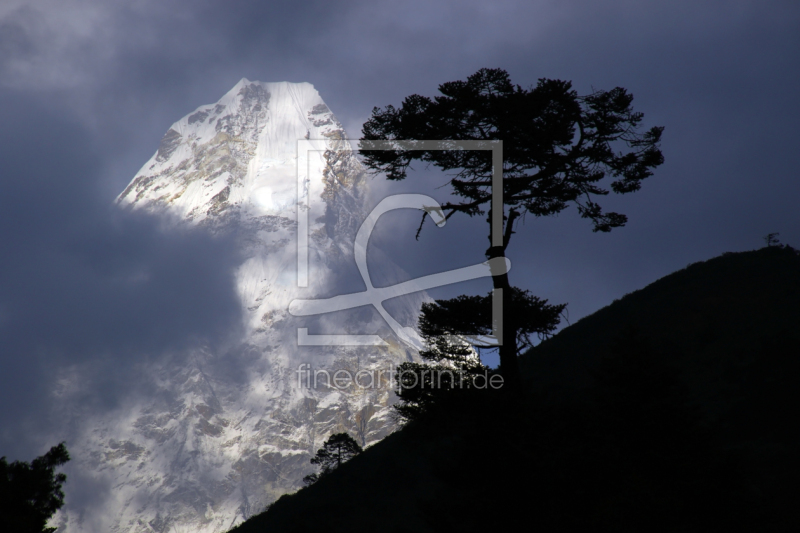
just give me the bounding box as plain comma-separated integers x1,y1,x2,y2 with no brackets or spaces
303,433,362,486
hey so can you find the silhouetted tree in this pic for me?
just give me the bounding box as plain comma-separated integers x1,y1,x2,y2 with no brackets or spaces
360,68,664,388
0,442,70,533
764,232,781,247
419,287,565,353
394,288,564,420
302,433,362,486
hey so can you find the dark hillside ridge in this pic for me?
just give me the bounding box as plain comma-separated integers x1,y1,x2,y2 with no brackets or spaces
521,245,800,410
229,423,446,532
230,246,800,532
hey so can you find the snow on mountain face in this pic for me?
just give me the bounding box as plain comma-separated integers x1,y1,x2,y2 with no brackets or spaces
54,80,423,533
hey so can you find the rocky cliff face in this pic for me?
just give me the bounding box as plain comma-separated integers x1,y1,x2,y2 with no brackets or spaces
55,79,423,533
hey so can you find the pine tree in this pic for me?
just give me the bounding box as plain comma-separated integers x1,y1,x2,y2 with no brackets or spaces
394,288,564,419
302,433,362,486
360,68,664,388
0,442,70,533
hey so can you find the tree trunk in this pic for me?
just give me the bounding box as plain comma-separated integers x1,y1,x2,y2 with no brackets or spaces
486,247,521,391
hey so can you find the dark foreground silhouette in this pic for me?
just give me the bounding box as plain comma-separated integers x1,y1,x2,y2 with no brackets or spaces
1,442,70,533
231,246,800,532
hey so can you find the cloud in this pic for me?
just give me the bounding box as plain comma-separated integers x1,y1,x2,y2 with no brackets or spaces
0,87,243,458
0,1,117,90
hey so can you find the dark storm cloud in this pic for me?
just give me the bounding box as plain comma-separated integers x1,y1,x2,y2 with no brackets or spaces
0,0,798,462
0,14,33,67
0,88,242,458
350,1,800,317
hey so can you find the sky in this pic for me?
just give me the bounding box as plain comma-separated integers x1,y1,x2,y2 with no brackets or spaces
1,0,798,467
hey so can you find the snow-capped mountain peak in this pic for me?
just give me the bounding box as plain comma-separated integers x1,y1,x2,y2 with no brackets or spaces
56,79,422,533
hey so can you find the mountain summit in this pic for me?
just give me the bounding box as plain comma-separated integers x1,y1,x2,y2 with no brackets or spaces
119,79,349,226
56,80,422,533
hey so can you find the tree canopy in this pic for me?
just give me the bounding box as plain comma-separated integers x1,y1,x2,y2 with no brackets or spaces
303,433,362,486
360,68,664,387
361,67,664,231
0,442,70,533
393,288,565,420
419,287,565,352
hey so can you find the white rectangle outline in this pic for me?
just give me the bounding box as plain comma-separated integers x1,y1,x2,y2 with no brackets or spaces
296,139,504,346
